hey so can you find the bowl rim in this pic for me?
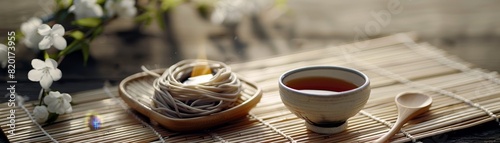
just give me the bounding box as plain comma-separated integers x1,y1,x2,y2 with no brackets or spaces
279,65,370,97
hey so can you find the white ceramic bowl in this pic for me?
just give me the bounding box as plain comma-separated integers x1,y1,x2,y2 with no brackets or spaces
279,66,370,134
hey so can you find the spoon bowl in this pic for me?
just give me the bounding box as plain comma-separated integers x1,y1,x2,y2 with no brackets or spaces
374,92,432,143
396,92,433,109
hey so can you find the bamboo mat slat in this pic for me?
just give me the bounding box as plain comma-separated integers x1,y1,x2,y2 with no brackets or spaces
2,33,499,142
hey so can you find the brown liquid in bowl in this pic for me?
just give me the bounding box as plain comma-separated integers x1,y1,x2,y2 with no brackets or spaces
285,76,358,93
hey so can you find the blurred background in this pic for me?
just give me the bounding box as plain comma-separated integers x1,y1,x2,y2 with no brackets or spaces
2,0,500,83
1,0,500,142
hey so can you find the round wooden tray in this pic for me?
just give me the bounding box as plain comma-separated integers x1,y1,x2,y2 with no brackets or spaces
118,69,262,132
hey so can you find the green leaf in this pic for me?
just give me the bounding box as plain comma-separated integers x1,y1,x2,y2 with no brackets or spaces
276,0,288,6
69,30,85,40
275,0,288,10
46,112,60,124
82,42,90,66
96,0,105,5
156,10,166,30
91,26,104,40
59,40,82,56
58,42,74,56
135,11,154,25
161,0,183,11
56,0,73,8
15,30,24,43
45,51,58,60
44,51,50,60
73,18,102,27
197,4,210,19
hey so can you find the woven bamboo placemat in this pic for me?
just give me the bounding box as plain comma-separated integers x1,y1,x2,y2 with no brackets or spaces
2,33,499,142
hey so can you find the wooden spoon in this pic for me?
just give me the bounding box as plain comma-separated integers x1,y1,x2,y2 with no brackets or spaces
374,92,433,143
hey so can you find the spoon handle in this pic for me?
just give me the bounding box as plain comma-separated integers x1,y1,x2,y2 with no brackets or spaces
373,117,406,143
374,107,421,143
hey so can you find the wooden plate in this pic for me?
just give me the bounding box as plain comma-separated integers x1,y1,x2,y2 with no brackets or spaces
118,69,262,132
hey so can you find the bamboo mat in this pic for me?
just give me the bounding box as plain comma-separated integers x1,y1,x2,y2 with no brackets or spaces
2,33,500,142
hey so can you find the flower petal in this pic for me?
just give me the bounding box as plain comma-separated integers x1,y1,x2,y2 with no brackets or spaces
21,17,42,36
61,101,71,112
69,5,76,12
52,36,67,50
122,8,137,18
105,0,115,17
20,24,31,36
45,58,58,69
28,70,43,81
24,33,43,49
40,74,54,89
23,38,35,49
91,5,104,17
34,106,47,113
1,61,6,69
62,93,72,102
56,106,65,114
66,106,73,113
49,91,62,98
31,17,43,25
72,0,104,19
31,59,45,69
51,24,65,36
49,68,62,81
47,103,59,113
44,93,57,106
33,106,48,123
39,36,53,50
121,0,135,7
37,24,51,36
44,91,73,114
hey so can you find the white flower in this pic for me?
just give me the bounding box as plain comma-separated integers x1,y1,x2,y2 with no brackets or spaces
70,0,104,20
28,59,62,89
211,0,259,25
16,95,28,106
20,17,44,49
44,91,72,114
105,0,137,18
38,24,67,50
0,44,7,68
33,106,49,123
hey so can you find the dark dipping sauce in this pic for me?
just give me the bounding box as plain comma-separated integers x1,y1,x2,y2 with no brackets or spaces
285,76,358,94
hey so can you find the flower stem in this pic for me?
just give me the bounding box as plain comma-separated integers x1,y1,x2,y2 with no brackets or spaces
38,89,44,106
57,55,65,64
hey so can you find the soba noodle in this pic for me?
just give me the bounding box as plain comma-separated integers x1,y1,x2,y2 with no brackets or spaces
143,60,242,118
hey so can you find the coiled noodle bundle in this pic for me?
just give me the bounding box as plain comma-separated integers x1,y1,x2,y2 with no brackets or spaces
149,60,242,118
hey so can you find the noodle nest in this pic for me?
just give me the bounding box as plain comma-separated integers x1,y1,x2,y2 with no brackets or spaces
148,59,242,118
